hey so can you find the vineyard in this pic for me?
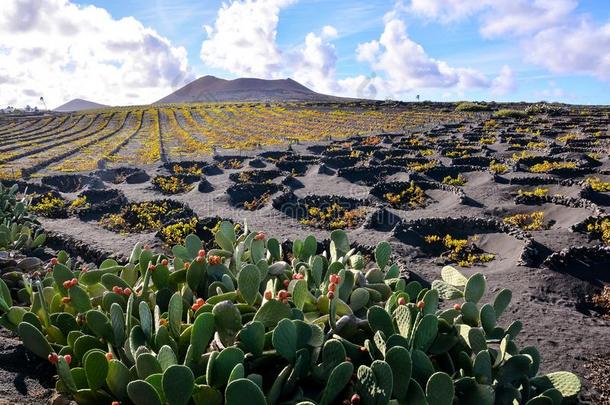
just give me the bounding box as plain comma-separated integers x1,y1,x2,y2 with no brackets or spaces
0,103,461,178
0,101,610,404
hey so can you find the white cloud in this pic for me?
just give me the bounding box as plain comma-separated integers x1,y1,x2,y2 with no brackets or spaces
355,19,499,96
479,0,577,38
292,26,339,94
200,0,296,79
535,81,566,100
409,0,486,23
0,0,192,107
491,65,517,95
524,19,610,82
356,41,380,63
408,0,577,38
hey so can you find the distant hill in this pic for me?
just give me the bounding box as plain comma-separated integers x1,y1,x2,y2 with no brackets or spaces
155,76,347,104
54,99,108,112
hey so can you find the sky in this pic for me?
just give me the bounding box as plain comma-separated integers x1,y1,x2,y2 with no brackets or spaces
1,0,610,108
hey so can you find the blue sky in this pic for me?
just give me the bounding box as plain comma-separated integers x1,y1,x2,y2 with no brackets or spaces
1,0,610,106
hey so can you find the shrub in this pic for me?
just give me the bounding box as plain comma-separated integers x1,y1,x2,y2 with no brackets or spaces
0,182,45,252
586,218,610,244
489,160,509,174
383,181,427,208
503,211,546,231
424,234,495,267
442,174,466,186
586,177,610,192
493,109,528,119
0,226,581,404
455,102,490,112
30,192,68,218
300,203,367,229
152,176,195,195
518,187,549,197
409,160,437,173
529,161,576,173
100,200,191,233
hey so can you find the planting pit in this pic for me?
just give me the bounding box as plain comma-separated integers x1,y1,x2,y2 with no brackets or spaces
156,216,233,248
273,193,371,230
40,174,102,193
71,188,127,220
29,191,69,219
394,216,536,267
337,165,403,186
275,155,318,175
99,199,194,234
226,182,282,210
151,174,199,195
95,167,150,184
229,169,283,184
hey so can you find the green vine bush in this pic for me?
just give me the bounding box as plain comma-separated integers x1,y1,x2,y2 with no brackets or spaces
0,222,581,404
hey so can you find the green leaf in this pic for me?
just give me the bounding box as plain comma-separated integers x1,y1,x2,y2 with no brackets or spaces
375,241,392,270
288,279,308,310
272,319,297,362
18,321,52,359
237,321,265,356
127,380,163,405
163,365,195,405
225,378,266,405
441,265,468,287
84,350,108,391
252,299,291,328
208,347,245,389
168,292,183,338
426,372,454,405
68,285,92,313
237,264,260,306
464,274,486,304
107,359,131,401
493,288,512,318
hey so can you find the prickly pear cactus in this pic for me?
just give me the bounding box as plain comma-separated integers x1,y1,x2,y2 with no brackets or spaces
0,220,581,405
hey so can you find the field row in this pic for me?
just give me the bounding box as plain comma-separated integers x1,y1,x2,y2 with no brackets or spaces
0,104,463,178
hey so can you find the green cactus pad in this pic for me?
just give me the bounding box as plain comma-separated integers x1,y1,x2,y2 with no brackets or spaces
473,350,492,385
213,300,242,346
464,274,486,304
441,265,468,287
320,361,353,405
225,378,266,405
192,384,223,405
386,346,411,400
426,372,454,405
272,318,297,361
168,292,183,338
106,359,131,401
83,350,108,391
157,345,178,370
236,321,265,356
127,380,163,405
17,321,52,359
375,241,392,270
366,306,400,336
163,365,195,405
412,314,438,352
137,352,163,379
68,285,92,312
431,280,464,300
252,299,291,328
531,371,581,398
237,264,260,306
208,347,245,388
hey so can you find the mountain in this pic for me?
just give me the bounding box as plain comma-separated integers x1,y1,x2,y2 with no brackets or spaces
155,76,346,104
54,99,108,112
